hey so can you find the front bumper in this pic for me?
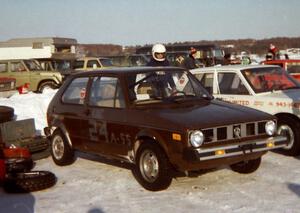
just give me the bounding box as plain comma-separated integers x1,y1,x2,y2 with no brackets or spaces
190,135,287,161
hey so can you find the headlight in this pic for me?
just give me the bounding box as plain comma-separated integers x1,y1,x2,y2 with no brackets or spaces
190,130,204,147
265,120,276,136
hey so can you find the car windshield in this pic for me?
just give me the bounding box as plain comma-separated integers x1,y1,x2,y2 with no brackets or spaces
127,69,212,105
23,60,42,71
241,67,300,93
99,58,113,67
213,49,224,58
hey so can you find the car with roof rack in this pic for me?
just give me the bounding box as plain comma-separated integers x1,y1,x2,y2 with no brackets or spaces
0,59,63,93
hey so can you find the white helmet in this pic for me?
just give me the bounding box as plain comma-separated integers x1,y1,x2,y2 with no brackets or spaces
152,43,166,61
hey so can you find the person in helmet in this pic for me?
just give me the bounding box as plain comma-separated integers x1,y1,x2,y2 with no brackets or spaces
147,43,170,66
146,44,177,96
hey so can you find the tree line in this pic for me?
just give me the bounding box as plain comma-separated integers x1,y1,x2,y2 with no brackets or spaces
78,37,300,56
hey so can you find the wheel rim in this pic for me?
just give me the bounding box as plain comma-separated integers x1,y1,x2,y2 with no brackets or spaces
278,124,294,150
139,149,159,183
52,135,65,160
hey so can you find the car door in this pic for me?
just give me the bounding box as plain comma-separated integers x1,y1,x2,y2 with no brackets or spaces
8,61,30,88
84,75,129,158
60,77,90,150
213,71,255,108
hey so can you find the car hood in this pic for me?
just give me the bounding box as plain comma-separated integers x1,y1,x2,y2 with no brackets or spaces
130,100,274,131
257,89,300,101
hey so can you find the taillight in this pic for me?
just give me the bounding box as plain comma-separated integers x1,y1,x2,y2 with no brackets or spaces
3,147,31,159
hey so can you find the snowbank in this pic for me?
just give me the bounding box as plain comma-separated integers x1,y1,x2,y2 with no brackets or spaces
0,89,57,135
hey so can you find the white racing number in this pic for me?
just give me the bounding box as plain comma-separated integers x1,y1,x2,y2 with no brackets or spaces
89,120,108,142
89,120,131,147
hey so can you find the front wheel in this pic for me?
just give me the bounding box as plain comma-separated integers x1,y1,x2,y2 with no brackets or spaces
277,116,300,156
230,157,261,174
38,81,57,93
50,129,74,166
132,142,172,191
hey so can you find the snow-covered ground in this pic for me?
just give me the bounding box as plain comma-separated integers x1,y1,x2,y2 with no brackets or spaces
1,90,300,213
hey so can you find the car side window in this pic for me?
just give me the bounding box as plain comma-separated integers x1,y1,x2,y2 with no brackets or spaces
287,64,300,74
0,63,8,72
62,77,89,104
218,72,249,95
73,60,84,69
11,62,26,72
195,73,214,94
87,60,101,68
89,76,125,108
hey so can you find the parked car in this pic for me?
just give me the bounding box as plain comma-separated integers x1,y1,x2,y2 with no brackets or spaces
262,59,300,82
73,57,113,71
0,77,17,98
190,64,300,156
44,67,286,191
0,59,63,93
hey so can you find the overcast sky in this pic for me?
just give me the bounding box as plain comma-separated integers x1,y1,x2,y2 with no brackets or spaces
0,0,299,46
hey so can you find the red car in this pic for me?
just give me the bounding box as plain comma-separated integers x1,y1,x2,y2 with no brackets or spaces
262,59,300,82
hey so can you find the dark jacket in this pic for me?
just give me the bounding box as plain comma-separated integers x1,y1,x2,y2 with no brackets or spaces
184,55,197,69
147,58,170,67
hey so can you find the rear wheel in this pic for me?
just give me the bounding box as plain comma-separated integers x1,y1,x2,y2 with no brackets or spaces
50,129,74,166
38,81,57,93
277,116,300,156
230,157,261,174
132,141,172,191
3,171,56,193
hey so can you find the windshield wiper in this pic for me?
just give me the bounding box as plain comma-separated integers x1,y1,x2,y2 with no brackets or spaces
168,94,208,103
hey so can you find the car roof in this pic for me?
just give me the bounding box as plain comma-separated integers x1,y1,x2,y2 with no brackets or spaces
262,59,300,63
191,64,280,73
71,66,186,77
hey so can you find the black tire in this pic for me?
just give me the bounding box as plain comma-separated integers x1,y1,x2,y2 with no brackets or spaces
38,81,57,93
132,141,172,191
0,106,14,123
230,157,261,174
277,116,300,156
50,129,74,166
5,158,34,173
3,171,56,193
